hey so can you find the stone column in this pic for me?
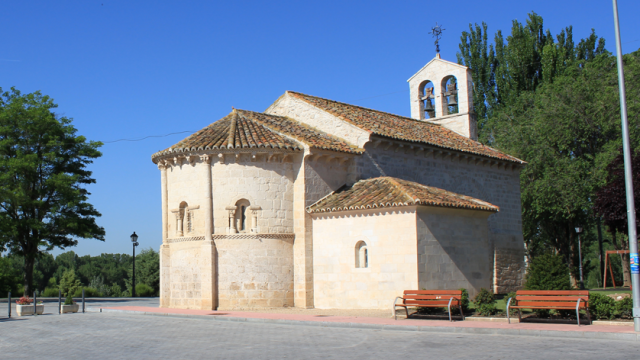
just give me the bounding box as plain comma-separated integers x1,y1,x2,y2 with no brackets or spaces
159,162,168,243
250,206,261,233
200,155,213,240
226,206,237,234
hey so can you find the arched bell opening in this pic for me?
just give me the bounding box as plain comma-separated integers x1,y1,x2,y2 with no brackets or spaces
441,76,459,116
418,80,436,119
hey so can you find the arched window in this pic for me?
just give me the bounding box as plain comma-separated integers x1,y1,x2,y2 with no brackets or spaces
418,80,436,119
234,199,251,233
355,241,368,268
441,76,458,115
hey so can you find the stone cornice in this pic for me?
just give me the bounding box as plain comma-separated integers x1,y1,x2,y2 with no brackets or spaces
152,148,301,166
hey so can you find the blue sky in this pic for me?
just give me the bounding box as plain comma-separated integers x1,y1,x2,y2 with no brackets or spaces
2,1,638,257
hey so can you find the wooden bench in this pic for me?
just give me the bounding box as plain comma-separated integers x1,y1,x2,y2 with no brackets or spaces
393,290,464,321
506,290,591,325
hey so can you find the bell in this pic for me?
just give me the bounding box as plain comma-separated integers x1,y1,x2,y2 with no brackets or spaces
426,109,436,118
424,99,434,111
448,96,458,106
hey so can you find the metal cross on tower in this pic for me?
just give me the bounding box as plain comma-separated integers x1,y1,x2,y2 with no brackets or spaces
429,23,445,54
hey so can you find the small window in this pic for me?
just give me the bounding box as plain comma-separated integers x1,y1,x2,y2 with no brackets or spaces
355,241,368,268
234,199,250,233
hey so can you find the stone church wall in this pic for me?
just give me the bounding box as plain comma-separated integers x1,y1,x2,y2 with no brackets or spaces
210,155,295,234
355,143,525,292
311,208,418,309
216,235,294,309
416,207,493,298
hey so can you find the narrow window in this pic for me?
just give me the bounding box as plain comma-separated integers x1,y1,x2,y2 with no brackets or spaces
355,241,368,268
234,199,251,233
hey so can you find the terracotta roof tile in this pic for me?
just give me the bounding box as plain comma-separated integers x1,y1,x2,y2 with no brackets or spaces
236,110,362,154
307,177,499,213
153,109,361,157
288,91,524,164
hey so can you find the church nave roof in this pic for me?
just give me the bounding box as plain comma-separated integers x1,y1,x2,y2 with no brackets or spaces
153,109,362,157
307,177,499,213
287,91,524,164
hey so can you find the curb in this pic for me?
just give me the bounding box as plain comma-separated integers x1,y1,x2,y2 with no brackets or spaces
98,308,640,342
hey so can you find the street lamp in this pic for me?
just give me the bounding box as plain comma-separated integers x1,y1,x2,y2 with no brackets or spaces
131,232,139,297
575,227,584,290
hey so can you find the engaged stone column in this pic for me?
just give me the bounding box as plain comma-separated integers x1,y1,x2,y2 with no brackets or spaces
200,155,213,240
159,162,169,243
250,206,261,233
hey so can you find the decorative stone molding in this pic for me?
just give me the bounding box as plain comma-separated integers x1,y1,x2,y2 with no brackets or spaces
167,236,205,243
166,234,294,243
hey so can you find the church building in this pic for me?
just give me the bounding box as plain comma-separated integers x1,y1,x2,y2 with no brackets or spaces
151,55,526,310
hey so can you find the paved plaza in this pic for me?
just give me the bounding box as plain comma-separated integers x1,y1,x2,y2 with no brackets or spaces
0,310,638,359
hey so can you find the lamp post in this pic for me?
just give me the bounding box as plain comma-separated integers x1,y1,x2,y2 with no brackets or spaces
575,227,584,290
131,232,139,297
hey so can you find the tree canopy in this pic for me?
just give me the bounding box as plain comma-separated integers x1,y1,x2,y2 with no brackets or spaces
457,12,640,285
0,87,105,295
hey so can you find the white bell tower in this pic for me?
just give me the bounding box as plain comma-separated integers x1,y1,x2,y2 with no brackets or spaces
407,54,478,140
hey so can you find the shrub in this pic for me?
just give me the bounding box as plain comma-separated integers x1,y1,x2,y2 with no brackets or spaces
589,293,615,320
473,288,497,316
64,294,74,305
73,287,100,297
459,288,470,313
524,254,571,290
42,287,60,297
110,284,123,297
59,269,82,297
135,283,155,297
615,297,633,319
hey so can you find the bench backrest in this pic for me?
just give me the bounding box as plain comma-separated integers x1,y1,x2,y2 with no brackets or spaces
515,290,589,308
402,290,462,306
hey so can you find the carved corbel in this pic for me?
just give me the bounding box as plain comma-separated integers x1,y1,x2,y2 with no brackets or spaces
415,147,425,156
394,144,404,153
199,154,211,164
383,142,394,151
218,153,225,164
251,152,257,162
372,139,382,148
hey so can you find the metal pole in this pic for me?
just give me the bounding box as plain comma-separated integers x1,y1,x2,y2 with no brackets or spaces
33,291,36,316
8,291,10,318
597,219,605,287
132,243,136,298
612,0,640,332
82,288,85,313
58,290,61,314
578,234,584,289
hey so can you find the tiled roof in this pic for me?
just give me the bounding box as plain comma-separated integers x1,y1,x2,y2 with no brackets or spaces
307,177,499,213
154,109,361,156
236,110,362,154
288,91,524,164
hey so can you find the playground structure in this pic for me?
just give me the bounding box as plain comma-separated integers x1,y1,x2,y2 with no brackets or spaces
603,250,631,289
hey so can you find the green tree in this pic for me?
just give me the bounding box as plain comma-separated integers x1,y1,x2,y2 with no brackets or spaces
524,254,572,290
487,50,640,282
0,255,22,294
59,268,82,297
457,12,606,141
125,248,159,296
0,88,105,296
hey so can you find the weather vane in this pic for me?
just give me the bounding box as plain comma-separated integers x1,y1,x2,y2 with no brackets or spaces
429,23,445,54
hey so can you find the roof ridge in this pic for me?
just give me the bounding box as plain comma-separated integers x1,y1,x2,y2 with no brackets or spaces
228,109,238,148
381,177,418,204
287,91,429,125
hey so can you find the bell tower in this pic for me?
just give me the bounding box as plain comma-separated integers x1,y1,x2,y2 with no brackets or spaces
407,55,477,140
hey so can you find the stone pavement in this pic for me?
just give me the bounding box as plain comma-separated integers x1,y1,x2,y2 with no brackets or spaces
0,311,638,359
100,305,640,342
